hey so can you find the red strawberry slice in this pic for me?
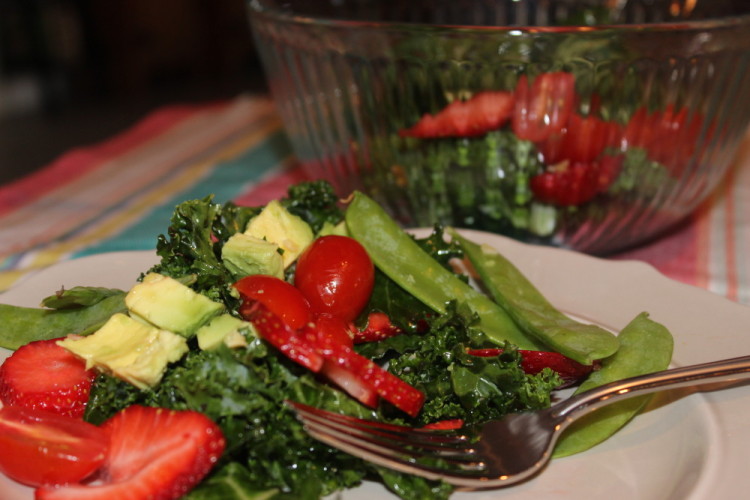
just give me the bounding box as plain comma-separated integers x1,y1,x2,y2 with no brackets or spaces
320,342,425,418
248,306,423,417
399,91,514,138
467,348,594,383
36,405,226,500
354,312,402,344
421,418,464,430
246,305,324,372
0,338,97,418
319,361,379,408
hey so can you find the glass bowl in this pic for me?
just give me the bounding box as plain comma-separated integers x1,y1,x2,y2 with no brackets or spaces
247,0,750,254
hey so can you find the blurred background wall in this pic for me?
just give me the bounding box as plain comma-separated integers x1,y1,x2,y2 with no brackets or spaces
0,0,265,182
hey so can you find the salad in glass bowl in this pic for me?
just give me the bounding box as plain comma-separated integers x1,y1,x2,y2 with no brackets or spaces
0,181,673,499
248,0,750,254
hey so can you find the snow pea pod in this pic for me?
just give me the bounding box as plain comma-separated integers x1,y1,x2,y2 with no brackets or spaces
450,230,619,365
553,312,674,457
0,293,127,350
345,192,543,350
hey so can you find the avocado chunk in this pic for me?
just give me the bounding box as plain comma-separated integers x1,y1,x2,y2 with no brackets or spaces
245,199,314,268
317,220,349,238
58,313,188,389
196,313,255,351
221,232,284,279
125,273,224,337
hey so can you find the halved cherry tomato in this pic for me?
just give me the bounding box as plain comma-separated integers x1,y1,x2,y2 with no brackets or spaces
529,161,602,206
512,72,576,142
234,274,312,330
0,406,108,487
294,235,375,322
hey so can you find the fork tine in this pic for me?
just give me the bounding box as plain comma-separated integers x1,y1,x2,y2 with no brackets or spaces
292,398,488,469
287,400,473,451
286,401,534,488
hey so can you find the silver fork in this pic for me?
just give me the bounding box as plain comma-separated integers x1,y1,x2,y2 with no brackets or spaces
287,355,750,488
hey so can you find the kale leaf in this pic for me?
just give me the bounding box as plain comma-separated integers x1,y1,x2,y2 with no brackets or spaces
359,304,561,426
281,180,344,233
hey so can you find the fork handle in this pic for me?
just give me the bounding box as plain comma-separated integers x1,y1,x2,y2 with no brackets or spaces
552,355,750,420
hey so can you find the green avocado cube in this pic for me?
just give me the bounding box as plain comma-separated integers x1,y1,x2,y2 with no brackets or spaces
58,313,188,389
245,199,314,268
221,232,284,279
196,314,255,351
125,273,224,337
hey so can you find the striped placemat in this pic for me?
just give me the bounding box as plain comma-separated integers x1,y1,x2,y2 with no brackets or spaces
1,95,748,306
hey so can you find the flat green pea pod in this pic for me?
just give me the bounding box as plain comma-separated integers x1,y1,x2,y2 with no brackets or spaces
450,230,618,365
553,312,674,457
0,290,126,350
345,192,544,350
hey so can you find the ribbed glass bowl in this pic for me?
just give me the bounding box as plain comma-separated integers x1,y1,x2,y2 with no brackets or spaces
248,0,750,254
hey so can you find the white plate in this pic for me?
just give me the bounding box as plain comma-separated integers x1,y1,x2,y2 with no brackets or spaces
2,231,750,500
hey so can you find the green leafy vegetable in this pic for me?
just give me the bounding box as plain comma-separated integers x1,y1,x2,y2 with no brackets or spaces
450,230,619,365
0,289,126,350
346,191,543,350
553,312,674,457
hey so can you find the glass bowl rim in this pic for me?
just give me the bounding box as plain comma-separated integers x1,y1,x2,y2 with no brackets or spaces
248,0,750,33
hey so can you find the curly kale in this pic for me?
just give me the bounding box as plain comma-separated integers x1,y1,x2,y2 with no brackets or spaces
281,179,344,233
147,182,344,308
85,338,451,500
358,304,561,426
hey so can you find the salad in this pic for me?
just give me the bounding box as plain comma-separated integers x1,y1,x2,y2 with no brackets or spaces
348,27,713,253
0,181,673,499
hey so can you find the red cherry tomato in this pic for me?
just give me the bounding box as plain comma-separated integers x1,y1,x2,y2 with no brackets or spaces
0,406,108,487
512,72,575,143
294,235,375,322
234,274,312,330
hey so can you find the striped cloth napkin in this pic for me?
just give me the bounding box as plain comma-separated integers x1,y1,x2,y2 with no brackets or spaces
1,95,748,305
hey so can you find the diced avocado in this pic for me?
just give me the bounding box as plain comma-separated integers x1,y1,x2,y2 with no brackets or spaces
245,199,314,267
317,220,349,238
125,273,224,337
196,313,255,351
221,232,284,279
58,313,188,389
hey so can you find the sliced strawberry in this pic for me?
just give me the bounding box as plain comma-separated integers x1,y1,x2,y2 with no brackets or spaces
246,304,324,372
399,91,514,138
319,361,378,408
321,342,425,418
421,418,464,430
470,91,515,131
467,348,594,384
302,314,354,353
537,113,616,165
354,312,403,344
36,405,225,500
0,338,97,418
248,308,423,416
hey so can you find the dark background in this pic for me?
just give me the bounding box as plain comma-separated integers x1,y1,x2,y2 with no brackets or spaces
0,0,266,184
